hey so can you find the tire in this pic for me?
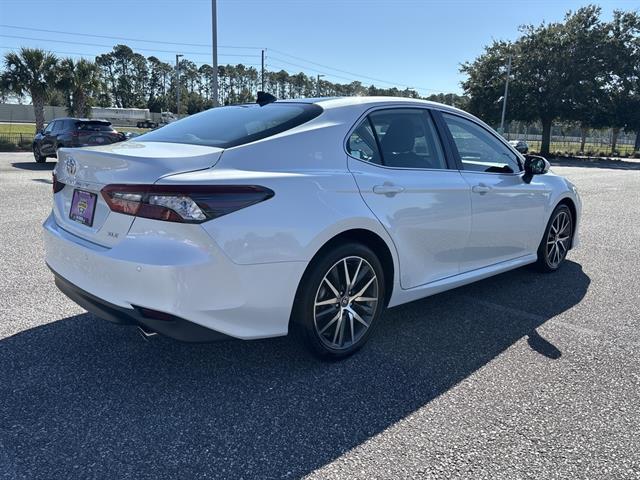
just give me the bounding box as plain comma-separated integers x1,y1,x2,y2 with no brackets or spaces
535,204,573,272
33,145,46,163
292,242,386,359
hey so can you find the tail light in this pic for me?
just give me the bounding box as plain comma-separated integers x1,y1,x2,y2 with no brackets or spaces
52,172,65,194
101,184,274,223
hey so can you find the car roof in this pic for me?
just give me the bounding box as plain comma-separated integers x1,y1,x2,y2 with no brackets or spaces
277,96,471,116
50,117,109,122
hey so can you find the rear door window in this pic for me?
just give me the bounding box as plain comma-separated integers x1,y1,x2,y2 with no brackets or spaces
347,119,381,164
368,109,447,169
76,121,114,132
137,103,323,148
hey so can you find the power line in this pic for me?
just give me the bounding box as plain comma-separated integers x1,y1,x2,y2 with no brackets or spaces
270,48,441,92
0,34,260,57
0,45,260,67
0,25,441,93
0,24,262,49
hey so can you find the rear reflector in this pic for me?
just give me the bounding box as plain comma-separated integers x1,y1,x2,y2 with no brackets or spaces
52,173,65,194
101,184,274,223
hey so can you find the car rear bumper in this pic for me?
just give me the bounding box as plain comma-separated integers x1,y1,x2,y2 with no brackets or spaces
43,213,307,340
51,269,229,342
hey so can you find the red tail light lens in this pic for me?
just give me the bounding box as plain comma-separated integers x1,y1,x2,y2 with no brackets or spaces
52,172,65,194
101,184,274,223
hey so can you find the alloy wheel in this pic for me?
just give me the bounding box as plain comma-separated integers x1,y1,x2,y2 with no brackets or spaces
545,210,572,268
313,256,379,350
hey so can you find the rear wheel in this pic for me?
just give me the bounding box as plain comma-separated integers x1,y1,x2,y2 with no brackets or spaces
536,204,573,272
292,243,385,359
33,145,46,163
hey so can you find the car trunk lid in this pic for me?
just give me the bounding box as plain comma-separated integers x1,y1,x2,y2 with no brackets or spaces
53,141,223,247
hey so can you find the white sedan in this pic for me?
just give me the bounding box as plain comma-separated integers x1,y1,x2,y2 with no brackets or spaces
44,96,581,359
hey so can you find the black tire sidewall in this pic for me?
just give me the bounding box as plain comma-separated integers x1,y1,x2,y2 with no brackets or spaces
537,204,572,272
293,242,386,359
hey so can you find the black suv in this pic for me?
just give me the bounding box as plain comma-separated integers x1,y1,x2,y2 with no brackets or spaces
33,118,123,163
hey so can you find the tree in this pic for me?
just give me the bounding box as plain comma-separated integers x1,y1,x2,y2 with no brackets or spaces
2,48,58,131
58,58,101,116
461,6,619,156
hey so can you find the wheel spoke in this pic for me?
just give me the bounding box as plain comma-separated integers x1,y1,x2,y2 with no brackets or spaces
343,259,351,291
350,259,363,291
353,296,377,303
353,275,376,299
332,314,343,344
349,308,370,328
315,297,339,307
349,313,355,344
323,277,340,298
318,311,341,334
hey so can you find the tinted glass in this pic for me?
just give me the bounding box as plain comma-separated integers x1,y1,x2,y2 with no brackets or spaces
76,121,114,132
347,119,381,164
369,109,446,169
43,122,54,133
137,103,323,148
442,113,521,173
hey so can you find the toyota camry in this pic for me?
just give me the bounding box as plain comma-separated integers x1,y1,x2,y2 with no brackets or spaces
44,95,581,359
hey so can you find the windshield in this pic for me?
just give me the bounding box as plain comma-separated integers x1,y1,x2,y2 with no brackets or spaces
137,103,323,148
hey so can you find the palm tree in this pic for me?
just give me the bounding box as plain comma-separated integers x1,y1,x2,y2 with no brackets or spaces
2,48,58,131
58,58,101,116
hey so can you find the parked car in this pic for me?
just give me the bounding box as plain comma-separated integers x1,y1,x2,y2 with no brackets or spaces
44,97,581,359
509,139,529,153
33,118,122,163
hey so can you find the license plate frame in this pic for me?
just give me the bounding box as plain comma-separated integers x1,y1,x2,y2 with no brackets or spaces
69,189,98,227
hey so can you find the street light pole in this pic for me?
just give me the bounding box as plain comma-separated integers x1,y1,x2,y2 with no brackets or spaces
316,74,325,97
211,0,219,107
499,54,512,134
261,49,265,91
175,54,183,116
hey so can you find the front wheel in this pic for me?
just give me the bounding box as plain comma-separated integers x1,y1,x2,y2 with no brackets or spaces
536,204,573,272
292,243,386,359
33,145,46,163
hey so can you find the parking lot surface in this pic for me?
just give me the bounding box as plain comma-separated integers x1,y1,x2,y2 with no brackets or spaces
1,152,639,479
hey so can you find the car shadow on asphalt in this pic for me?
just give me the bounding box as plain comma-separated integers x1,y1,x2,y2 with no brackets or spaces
11,162,56,171
0,261,589,479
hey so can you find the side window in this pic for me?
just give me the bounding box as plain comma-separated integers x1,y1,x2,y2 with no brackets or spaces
347,118,381,164
442,113,521,173
44,121,55,134
369,109,446,169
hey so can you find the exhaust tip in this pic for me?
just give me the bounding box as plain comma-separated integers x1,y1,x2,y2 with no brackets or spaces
137,325,158,340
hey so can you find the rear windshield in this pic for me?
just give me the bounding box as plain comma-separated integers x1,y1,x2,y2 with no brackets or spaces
136,103,323,148
76,121,114,132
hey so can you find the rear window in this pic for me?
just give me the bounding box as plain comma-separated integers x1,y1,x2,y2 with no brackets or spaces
136,103,323,148
76,121,114,132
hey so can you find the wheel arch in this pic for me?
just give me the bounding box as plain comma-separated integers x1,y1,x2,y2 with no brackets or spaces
296,228,396,308
555,196,577,249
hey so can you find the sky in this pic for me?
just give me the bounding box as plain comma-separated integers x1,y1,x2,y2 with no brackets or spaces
0,0,638,95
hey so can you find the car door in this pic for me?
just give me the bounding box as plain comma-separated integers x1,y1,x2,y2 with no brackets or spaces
40,121,57,155
347,107,472,289
438,111,550,272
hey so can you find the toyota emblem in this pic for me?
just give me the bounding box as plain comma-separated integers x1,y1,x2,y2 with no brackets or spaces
65,157,77,176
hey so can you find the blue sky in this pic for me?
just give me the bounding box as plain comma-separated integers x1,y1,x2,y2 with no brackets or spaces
0,0,637,95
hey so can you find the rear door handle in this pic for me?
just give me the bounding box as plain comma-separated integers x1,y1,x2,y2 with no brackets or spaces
471,184,491,194
373,184,405,196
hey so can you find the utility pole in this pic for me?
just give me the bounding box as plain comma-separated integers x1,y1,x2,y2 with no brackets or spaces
316,74,325,97
261,49,265,91
175,53,183,116
499,54,512,134
211,0,219,107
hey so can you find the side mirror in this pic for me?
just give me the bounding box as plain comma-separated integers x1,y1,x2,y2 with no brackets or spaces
524,155,550,175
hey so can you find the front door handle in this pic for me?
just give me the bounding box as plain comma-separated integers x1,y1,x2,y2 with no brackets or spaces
471,184,491,194
373,184,405,196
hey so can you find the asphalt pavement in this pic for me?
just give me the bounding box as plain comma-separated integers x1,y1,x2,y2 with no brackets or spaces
1,152,639,479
